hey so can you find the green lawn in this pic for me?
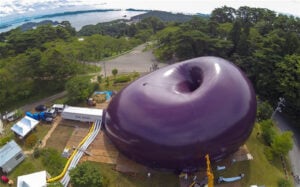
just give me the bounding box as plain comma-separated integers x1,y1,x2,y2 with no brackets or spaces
45,124,74,152
86,162,179,187
215,124,292,186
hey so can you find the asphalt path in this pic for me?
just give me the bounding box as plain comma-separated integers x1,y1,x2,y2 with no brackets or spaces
92,43,167,77
20,91,67,112
273,113,300,186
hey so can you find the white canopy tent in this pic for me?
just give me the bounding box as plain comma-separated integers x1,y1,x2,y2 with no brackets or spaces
17,170,47,187
11,116,39,138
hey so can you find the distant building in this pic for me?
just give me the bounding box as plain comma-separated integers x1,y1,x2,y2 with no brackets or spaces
0,140,25,173
17,170,47,187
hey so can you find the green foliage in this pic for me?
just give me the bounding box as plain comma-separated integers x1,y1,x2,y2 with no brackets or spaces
277,178,292,187
33,147,41,158
0,23,136,112
153,6,300,121
47,182,64,187
65,76,96,103
14,109,24,119
271,131,293,156
70,162,107,187
114,75,131,83
131,10,198,23
257,100,273,121
112,68,118,77
260,120,276,146
263,147,274,162
97,75,103,83
40,148,67,176
260,120,293,157
0,135,13,146
25,133,38,148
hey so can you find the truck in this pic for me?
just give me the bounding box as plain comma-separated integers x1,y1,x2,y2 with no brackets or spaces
26,112,53,123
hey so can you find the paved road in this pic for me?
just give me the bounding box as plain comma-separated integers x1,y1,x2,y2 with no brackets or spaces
20,91,67,112
273,113,300,186
92,43,167,77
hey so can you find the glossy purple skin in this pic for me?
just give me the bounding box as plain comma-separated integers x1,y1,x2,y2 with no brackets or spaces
104,57,256,171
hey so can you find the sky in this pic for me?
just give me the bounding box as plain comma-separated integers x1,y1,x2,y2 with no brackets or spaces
1,0,300,18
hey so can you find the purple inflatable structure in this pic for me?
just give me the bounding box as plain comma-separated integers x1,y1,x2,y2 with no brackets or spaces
104,57,256,171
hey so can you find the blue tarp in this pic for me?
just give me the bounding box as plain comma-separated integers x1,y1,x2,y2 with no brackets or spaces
94,91,113,101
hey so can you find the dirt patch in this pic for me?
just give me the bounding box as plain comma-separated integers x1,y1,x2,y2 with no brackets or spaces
64,124,91,155
81,132,119,164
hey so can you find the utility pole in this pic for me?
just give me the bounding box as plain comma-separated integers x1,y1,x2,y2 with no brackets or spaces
271,97,285,119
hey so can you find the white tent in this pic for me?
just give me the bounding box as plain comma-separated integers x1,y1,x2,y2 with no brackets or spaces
17,170,47,187
11,116,39,138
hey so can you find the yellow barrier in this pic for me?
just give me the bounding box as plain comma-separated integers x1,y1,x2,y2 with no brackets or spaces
47,123,95,183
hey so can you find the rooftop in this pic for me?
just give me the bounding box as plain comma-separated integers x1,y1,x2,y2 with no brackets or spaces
11,116,39,137
63,106,103,116
0,140,22,167
17,170,46,187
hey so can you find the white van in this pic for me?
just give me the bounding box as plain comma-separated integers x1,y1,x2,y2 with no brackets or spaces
52,104,65,113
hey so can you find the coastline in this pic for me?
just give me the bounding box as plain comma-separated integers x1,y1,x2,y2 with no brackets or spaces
0,9,148,33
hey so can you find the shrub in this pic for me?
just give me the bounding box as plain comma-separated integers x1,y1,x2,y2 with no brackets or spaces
260,120,277,146
257,100,273,121
70,162,108,187
264,147,274,161
112,68,118,77
25,133,37,148
114,75,131,83
0,135,12,146
278,178,292,187
33,147,41,158
132,71,140,79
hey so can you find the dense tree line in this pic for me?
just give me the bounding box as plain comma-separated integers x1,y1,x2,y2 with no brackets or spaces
0,22,140,111
154,6,300,121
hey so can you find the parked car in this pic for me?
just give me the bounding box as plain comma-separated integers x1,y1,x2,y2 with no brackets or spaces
35,105,47,112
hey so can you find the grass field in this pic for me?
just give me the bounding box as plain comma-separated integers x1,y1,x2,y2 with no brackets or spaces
45,124,75,152
215,124,292,186
86,162,179,187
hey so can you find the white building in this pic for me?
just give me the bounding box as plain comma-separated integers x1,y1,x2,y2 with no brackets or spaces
62,106,103,122
0,140,25,173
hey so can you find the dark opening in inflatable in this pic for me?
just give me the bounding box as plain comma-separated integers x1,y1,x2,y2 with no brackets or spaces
176,66,203,93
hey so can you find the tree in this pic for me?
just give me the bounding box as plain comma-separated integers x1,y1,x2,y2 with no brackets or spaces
69,162,107,187
256,100,273,121
275,55,300,120
260,120,276,146
65,76,96,103
112,68,118,77
271,131,293,156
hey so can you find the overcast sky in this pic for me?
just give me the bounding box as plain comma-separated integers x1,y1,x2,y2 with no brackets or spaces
1,0,300,18
105,0,300,16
